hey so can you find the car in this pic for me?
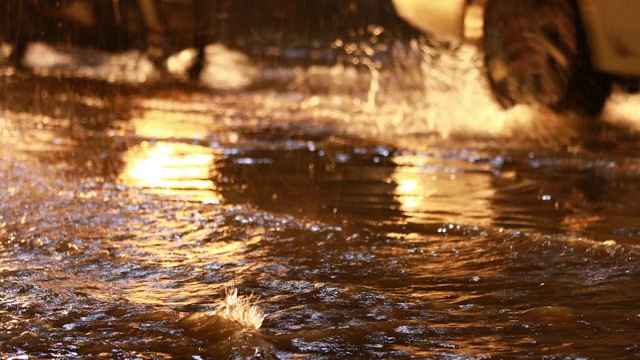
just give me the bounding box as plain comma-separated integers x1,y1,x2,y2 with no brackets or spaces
392,0,640,115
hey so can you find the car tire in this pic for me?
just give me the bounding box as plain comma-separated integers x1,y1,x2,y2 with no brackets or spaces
482,0,612,115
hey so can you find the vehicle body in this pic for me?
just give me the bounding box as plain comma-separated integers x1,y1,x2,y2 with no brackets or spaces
392,0,640,115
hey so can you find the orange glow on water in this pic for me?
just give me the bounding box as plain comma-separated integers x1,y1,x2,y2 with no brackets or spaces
120,109,222,203
130,109,212,140
391,155,495,226
121,141,221,202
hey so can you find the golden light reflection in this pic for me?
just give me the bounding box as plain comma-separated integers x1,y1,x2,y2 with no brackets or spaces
120,109,222,203
131,109,213,140
121,141,221,202
561,214,604,236
391,155,495,226
396,177,438,209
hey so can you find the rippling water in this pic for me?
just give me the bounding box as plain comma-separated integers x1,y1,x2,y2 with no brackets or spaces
2,23,640,359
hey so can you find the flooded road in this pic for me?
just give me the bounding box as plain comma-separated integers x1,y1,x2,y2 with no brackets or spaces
2,36,640,359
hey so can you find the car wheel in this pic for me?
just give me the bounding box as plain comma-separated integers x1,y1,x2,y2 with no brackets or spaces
482,0,612,115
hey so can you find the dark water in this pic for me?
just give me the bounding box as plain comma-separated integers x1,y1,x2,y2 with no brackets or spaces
2,27,640,360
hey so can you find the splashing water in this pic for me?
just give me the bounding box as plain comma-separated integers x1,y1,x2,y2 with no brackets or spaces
18,42,259,90
218,287,265,331
23,42,158,83
175,287,265,339
350,37,600,144
12,30,640,148
272,30,640,150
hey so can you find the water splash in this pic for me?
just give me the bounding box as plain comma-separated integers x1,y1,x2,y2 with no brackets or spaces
21,42,158,83
376,37,640,145
175,286,266,345
16,42,258,90
218,286,265,331
295,33,639,147
8,30,640,146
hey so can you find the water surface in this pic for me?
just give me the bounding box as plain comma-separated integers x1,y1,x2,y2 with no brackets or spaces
2,31,640,359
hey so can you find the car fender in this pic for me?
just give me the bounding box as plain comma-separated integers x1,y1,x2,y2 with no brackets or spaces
391,0,467,40
578,0,640,76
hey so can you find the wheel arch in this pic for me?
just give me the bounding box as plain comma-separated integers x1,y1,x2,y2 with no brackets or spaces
577,0,640,76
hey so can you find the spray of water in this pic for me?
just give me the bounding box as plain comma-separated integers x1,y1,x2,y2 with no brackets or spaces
15,42,259,90
218,286,265,331
291,28,640,149
175,286,265,339
8,30,640,146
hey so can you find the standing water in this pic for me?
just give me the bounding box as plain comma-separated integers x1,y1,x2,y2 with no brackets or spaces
2,5,640,359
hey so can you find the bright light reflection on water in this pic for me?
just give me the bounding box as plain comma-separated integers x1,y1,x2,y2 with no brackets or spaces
391,154,495,226
120,141,220,202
